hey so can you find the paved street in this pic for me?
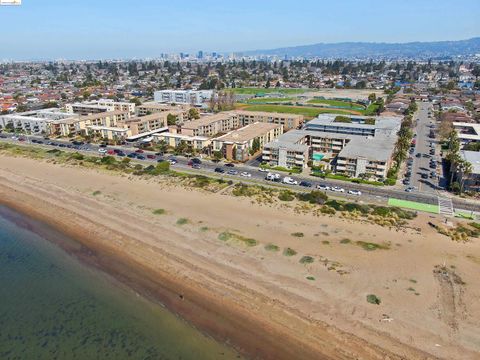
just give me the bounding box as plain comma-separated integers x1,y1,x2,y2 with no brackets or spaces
1,133,479,213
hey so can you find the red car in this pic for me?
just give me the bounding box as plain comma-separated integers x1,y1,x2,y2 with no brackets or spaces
107,149,115,155
135,149,144,153
147,154,155,159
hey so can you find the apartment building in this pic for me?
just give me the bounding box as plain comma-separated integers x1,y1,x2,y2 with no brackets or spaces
458,150,480,192
66,99,135,116
153,90,213,107
53,110,130,137
234,110,303,130
153,132,211,151
453,122,480,146
119,112,169,137
172,112,240,137
0,109,78,134
263,114,401,179
136,102,190,118
211,122,283,162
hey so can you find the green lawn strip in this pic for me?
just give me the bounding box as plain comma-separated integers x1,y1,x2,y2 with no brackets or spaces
245,97,295,103
307,98,365,110
454,211,476,220
240,104,360,118
232,88,313,95
387,198,439,214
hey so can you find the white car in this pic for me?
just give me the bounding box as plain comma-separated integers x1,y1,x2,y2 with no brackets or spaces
316,184,330,191
283,177,298,185
330,186,345,193
168,159,177,165
240,172,251,178
98,148,107,153
348,189,362,196
258,167,269,172
266,172,281,181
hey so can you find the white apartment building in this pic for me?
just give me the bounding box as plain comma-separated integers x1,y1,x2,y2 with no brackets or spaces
0,109,78,134
66,99,136,116
153,90,213,107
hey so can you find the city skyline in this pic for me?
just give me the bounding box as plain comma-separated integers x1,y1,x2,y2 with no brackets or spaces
0,0,479,60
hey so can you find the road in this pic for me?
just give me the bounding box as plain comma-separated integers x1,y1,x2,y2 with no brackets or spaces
409,101,442,193
0,132,479,213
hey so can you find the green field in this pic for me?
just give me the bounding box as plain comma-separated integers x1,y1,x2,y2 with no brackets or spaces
239,104,361,118
245,97,295,104
232,87,313,95
388,198,439,214
307,98,366,110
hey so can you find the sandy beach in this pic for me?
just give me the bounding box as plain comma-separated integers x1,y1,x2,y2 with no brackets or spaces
1,154,479,360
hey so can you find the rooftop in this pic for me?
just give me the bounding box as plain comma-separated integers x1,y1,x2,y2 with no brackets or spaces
214,122,281,143
461,150,480,174
337,135,397,162
181,111,237,130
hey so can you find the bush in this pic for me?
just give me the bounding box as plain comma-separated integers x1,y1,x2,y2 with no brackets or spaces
300,256,314,264
384,178,396,186
366,294,381,305
283,247,297,256
278,190,295,201
372,206,391,217
218,232,232,241
265,243,280,252
100,156,116,165
152,208,165,215
343,203,369,214
291,232,304,237
176,218,188,225
296,190,328,204
320,206,336,215
306,276,315,281
356,241,390,251
340,238,351,244
325,199,344,211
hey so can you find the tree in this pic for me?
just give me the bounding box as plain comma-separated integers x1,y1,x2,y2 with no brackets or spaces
167,113,177,126
265,79,271,88
130,97,142,106
458,160,473,193
368,93,376,102
188,108,200,120
213,150,223,161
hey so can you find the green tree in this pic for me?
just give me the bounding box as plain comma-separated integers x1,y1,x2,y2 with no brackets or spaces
167,113,177,126
188,108,200,120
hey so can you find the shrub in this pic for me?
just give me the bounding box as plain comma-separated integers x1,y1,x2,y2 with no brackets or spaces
334,115,352,123
325,200,344,211
176,218,188,225
366,294,381,305
300,256,314,264
343,202,369,214
291,232,304,238
70,152,84,160
356,241,390,251
278,190,295,201
306,276,315,281
320,206,336,214
92,190,101,196
340,238,351,244
152,208,165,215
283,247,297,256
372,206,391,217
384,178,396,186
296,190,328,204
322,240,330,245
265,243,280,252
100,156,116,165
218,232,232,241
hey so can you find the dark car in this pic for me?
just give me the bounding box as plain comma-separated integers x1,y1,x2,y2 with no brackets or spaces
117,152,126,157
415,153,421,158
127,153,137,158
191,158,202,164
224,163,235,167
135,149,144,153
155,152,164,156
299,181,312,187
99,144,107,148
147,154,156,159
137,155,146,160
214,167,225,173
157,158,165,163
421,173,428,179
192,164,201,169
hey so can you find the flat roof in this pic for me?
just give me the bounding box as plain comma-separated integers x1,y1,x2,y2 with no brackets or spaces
307,113,402,132
338,135,396,162
214,122,281,143
87,125,129,132
461,150,480,174
181,112,237,130
153,132,209,141
79,110,129,121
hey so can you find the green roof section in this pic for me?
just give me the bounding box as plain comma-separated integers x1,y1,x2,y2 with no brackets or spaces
388,198,439,214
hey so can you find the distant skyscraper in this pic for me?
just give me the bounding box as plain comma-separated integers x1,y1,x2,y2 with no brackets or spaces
212,52,218,58
197,50,203,59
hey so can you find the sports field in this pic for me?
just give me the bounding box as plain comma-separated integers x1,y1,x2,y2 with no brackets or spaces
388,198,439,214
236,104,362,118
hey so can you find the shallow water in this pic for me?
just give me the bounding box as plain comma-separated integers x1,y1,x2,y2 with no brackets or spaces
0,206,240,359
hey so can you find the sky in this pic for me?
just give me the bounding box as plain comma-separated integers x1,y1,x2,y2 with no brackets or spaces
1,0,479,60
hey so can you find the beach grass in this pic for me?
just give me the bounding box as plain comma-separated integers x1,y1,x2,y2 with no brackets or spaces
299,256,314,264
306,276,315,281
152,208,166,215
355,241,390,251
283,247,297,257
264,243,280,252
366,294,381,305
92,190,101,196
176,218,189,225
291,232,304,238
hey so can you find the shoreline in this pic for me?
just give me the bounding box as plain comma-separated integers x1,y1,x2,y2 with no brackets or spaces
1,154,478,359
0,188,333,360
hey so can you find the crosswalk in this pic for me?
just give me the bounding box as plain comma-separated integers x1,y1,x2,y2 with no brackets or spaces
438,196,453,217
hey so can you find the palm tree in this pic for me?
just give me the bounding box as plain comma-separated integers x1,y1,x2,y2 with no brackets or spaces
459,160,473,193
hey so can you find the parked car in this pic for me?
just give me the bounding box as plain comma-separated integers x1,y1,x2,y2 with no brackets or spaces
135,149,144,153
137,155,146,160
283,177,298,185
265,172,281,181
421,173,428,179
430,171,436,178
348,189,362,196
330,186,345,193
224,163,235,167
416,153,421,158
227,169,238,175
240,172,251,178
98,148,107,153
214,167,225,173
405,186,415,192
316,184,330,191
117,152,126,157
299,181,312,187
258,167,269,172
168,159,177,165
147,154,156,159
127,153,136,158
192,158,202,164
192,164,201,169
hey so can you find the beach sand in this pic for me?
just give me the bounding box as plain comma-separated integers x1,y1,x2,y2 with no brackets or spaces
1,155,479,359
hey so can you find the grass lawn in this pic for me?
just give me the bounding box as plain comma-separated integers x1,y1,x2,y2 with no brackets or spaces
388,198,439,214
232,87,313,95
245,97,295,104
454,210,476,220
307,98,365,110
238,104,362,118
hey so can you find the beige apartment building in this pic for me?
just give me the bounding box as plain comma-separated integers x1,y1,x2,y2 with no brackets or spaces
212,122,283,161
234,110,304,130
137,102,190,118
172,112,240,137
52,110,130,137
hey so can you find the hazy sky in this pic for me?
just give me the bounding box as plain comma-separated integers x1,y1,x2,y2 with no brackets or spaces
1,0,479,60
